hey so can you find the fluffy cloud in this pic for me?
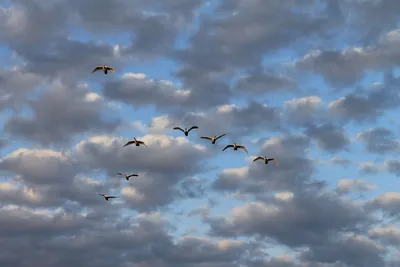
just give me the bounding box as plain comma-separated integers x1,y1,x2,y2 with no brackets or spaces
336,179,378,194
1,0,400,266
3,81,120,146
357,127,400,154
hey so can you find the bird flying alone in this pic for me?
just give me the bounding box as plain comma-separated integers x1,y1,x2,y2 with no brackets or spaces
118,172,138,181
92,65,115,74
200,133,226,144
123,138,147,147
98,193,119,201
222,143,248,154
173,126,199,136
253,156,279,166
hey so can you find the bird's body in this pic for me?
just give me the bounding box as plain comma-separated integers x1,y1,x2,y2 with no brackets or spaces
173,126,199,136
222,143,248,154
92,65,115,74
123,138,147,147
200,133,226,144
253,156,278,166
118,172,138,181
98,193,119,201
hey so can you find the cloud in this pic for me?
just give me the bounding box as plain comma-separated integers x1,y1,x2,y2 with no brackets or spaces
212,135,322,194
330,157,352,167
304,123,350,153
295,29,400,86
206,193,372,249
359,160,400,177
327,72,400,124
336,179,378,194
3,80,120,146
0,68,44,111
102,73,192,110
2,0,400,266
282,96,326,127
357,127,400,154
365,192,400,217
234,69,298,95
72,134,209,211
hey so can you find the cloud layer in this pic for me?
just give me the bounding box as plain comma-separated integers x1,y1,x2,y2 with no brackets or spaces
1,1,400,267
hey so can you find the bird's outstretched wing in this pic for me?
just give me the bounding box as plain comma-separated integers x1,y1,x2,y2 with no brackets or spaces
92,66,102,73
97,193,105,196
238,145,248,154
188,126,199,132
215,133,226,140
117,172,125,176
137,140,147,147
108,196,119,199
200,136,212,140
123,141,135,147
173,127,184,133
106,67,115,72
222,144,234,151
253,156,264,162
127,174,138,178
268,158,279,166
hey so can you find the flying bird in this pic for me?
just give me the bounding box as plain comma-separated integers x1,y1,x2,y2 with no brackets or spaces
118,172,138,181
253,156,279,166
173,126,199,136
98,193,119,201
222,143,248,154
200,133,226,144
92,65,115,74
123,138,147,147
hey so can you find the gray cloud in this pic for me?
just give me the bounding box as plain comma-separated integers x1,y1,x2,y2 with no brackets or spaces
0,68,44,112
3,81,120,146
72,134,209,211
330,157,352,167
328,72,400,124
2,0,400,266
212,135,321,194
336,179,378,195
304,123,350,153
357,127,400,154
234,68,298,95
295,28,400,86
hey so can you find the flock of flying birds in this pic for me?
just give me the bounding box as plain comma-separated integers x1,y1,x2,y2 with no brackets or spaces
92,65,278,202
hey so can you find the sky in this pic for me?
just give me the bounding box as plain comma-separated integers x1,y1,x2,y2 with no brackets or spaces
1,0,400,266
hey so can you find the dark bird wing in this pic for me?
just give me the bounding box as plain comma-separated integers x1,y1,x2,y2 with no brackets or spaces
137,140,147,147
127,174,138,178
188,126,199,132
215,133,226,140
106,66,115,72
173,127,184,132
222,144,234,151
123,140,135,147
268,158,279,166
92,66,102,73
108,196,119,199
200,136,212,140
253,156,264,162
117,172,125,176
237,145,248,154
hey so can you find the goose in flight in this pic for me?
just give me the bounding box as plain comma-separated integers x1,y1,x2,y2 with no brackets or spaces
118,172,138,181
123,138,147,147
98,193,119,201
173,126,199,136
253,156,278,166
92,65,115,74
200,133,226,144
222,143,248,154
